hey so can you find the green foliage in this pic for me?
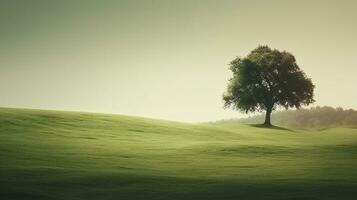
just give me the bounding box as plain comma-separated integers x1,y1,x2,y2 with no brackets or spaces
1,108,357,199
223,46,315,125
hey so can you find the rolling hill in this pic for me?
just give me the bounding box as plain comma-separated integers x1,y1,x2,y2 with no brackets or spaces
1,108,357,200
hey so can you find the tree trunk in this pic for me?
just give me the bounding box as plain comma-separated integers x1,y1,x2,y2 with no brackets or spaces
264,107,272,126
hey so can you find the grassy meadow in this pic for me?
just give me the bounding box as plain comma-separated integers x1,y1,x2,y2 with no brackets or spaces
1,108,357,199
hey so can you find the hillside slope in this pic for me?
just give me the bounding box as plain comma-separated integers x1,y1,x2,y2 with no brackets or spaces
1,108,357,200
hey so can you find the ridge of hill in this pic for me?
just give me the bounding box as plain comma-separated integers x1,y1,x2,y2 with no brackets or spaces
215,106,357,128
1,107,357,200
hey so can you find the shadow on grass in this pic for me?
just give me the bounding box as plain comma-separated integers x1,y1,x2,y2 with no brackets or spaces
2,169,357,200
248,124,294,132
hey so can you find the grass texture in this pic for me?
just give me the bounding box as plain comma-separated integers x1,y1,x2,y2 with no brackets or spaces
1,108,357,199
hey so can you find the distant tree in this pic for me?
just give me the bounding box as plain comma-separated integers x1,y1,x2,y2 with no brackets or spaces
223,46,315,126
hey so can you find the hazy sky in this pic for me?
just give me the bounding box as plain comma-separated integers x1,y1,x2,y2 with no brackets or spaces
0,0,356,122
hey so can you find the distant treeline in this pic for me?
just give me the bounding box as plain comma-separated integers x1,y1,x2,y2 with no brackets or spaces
217,106,357,128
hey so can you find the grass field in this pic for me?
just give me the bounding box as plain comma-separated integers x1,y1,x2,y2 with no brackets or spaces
1,108,357,200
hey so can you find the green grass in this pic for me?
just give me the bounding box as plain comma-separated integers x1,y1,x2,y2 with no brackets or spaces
1,108,357,200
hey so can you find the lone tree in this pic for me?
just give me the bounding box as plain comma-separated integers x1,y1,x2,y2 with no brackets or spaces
223,46,315,126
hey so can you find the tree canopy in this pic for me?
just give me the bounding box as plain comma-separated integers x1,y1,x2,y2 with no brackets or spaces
223,45,315,126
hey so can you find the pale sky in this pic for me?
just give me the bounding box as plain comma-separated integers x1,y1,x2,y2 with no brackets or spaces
0,0,356,122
